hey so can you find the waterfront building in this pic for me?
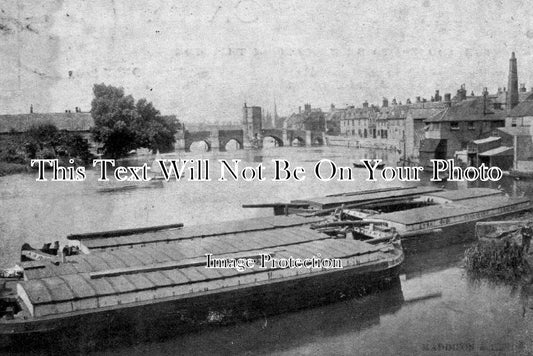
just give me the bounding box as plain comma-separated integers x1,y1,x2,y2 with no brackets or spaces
404,101,447,162
0,110,93,137
492,97,533,171
325,104,343,135
286,104,326,132
419,53,533,167
420,93,506,167
337,95,446,160
0,109,97,153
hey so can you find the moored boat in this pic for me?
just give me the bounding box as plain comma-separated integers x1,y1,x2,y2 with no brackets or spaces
341,188,533,253
0,223,403,350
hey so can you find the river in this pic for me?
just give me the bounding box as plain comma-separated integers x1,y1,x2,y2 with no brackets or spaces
2,146,533,355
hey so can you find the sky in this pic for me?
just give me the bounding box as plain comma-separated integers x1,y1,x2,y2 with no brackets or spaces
2,0,533,122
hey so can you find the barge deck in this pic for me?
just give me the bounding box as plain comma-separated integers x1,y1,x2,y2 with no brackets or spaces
1,223,403,350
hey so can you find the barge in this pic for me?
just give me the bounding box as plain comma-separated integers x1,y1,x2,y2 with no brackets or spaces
0,221,402,350
243,186,443,215
339,188,532,253
244,187,532,253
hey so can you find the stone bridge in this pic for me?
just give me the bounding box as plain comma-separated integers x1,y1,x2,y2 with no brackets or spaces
180,127,325,151
183,129,244,152
261,128,325,147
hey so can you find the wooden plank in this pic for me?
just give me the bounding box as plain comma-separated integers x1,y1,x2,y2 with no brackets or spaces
67,223,184,240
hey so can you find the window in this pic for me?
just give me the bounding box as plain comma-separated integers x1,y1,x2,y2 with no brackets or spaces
511,118,517,127
450,122,459,130
467,122,475,130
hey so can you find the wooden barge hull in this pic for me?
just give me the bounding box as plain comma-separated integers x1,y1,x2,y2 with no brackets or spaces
357,197,533,254
0,259,401,351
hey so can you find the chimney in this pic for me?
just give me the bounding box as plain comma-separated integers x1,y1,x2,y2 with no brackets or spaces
30,104,33,114
382,97,388,107
457,84,467,101
520,83,527,92
444,93,452,107
483,88,488,114
363,100,369,108
507,52,519,111
435,90,441,102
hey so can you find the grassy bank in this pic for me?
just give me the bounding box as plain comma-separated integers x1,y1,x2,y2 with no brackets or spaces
464,239,530,281
0,162,30,177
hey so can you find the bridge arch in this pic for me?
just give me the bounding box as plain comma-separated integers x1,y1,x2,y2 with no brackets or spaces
313,136,324,146
263,135,284,147
221,138,243,151
291,136,306,146
187,140,211,152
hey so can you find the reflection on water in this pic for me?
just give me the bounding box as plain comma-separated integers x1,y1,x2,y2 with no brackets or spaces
86,244,532,356
3,146,533,355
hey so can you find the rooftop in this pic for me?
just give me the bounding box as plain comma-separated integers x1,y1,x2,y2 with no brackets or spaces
479,146,513,157
425,98,506,123
497,127,533,137
0,112,93,133
373,195,529,226
472,136,501,145
508,99,533,117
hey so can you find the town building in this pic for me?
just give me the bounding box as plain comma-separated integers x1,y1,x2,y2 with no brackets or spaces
337,95,446,161
286,104,326,132
421,93,506,166
325,104,342,135
0,111,93,137
419,53,533,168
494,97,533,171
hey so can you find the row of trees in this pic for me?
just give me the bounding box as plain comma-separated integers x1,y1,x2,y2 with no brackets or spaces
91,84,180,157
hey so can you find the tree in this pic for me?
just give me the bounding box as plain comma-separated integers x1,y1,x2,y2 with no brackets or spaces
134,99,179,153
91,84,179,157
91,84,138,157
23,123,92,163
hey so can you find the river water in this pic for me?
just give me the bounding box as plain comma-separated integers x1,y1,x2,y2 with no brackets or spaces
2,146,533,355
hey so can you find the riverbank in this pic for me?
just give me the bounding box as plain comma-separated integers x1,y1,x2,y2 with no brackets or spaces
0,135,30,176
0,162,30,177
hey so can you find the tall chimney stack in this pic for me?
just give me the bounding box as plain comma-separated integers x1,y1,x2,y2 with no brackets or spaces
507,52,519,111
444,93,451,107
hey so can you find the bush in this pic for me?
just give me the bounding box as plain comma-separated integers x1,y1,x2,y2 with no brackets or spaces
464,239,529,281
